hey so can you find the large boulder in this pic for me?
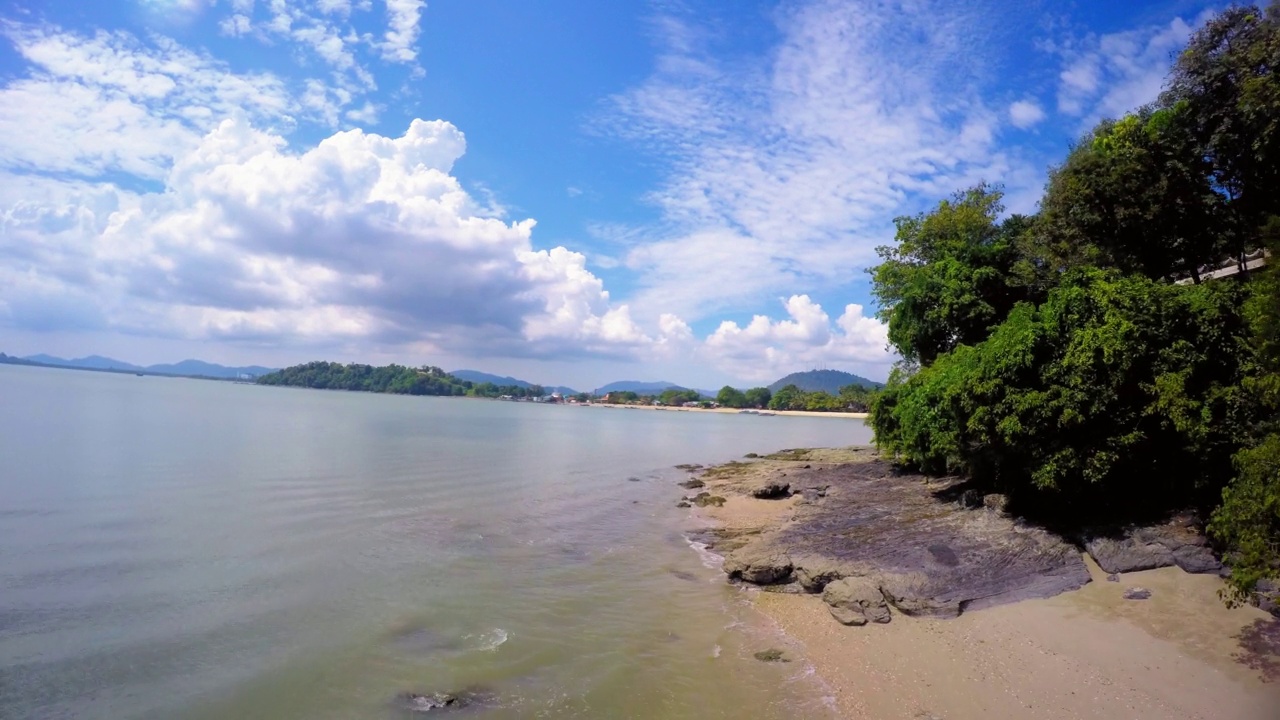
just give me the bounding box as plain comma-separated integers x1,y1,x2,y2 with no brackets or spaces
752,480,792,499
723,545,793,585
1085,518,1222,575
1085,537,1174,574
822,577,891,626
878,573,963,618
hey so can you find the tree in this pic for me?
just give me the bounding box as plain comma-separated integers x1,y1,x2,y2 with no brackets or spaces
1037,107,1227,283
837,383,875,412
659,388,700,405
1211,218,1280,603
716,386,747,408
871,185,1040,366
768,384,804,411
872,270,1256,521
1164,3,1280,244
744,387,772,408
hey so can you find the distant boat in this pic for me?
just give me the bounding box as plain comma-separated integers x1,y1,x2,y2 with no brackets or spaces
758,411,777,416
135,372,144,377
739,409,759,415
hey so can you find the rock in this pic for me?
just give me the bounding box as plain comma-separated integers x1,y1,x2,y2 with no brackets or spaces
691,492,726,507
394,688,496,714
752,480,792,499
753,648,790,662
803,464,812,469
879,574,963,619
723,545,793,585
397,692,461,713
1171,544,1222,574
822,577,891,625
679,478,705,489
675,463,703,471
1106,574,1119,582
676,501,691,508
794,557,850,593
1123,587,1152,600
745,453,760,458
718,460,1091,614
1085,537,1174,574
982,493,1008,513
959,488,984,509
627,476,642,482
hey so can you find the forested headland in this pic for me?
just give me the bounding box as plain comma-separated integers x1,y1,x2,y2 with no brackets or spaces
869,4,1280,604
257,362,546,398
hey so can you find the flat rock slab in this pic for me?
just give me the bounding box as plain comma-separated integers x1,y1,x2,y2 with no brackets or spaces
723,460,1091,616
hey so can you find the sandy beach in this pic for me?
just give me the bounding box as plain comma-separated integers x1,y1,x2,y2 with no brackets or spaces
687,449,1280,720
585,403,869,419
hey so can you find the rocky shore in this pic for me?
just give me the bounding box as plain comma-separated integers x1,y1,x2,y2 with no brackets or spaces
681,447,1280,719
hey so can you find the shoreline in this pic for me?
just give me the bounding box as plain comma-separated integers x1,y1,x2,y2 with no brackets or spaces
587,403,869,419
678,447,1280,720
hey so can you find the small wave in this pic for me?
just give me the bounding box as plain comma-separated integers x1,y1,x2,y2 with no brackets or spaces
683,537,724,570
711,644,722,659
463,628,508,652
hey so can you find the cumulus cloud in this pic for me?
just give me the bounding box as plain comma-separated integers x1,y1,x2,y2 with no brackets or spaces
0,119,663,359
703,295,891,381
599,0,1036,323
1008,99,1046,129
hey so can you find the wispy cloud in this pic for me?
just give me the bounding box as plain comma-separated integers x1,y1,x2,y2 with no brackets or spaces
593,0,1036,376
1053,10,1214,126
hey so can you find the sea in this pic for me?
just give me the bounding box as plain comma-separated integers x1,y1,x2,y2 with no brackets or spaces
0,363,873,719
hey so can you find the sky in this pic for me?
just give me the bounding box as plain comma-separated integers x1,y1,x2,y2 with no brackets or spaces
0,0,1229,389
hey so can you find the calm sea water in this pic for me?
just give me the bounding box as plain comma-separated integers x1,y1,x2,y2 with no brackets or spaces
0,364,872,719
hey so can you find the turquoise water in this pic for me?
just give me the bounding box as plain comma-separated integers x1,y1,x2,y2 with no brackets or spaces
0,364,872,719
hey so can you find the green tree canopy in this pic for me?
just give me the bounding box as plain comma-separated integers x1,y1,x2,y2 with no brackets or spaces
716,386,748,408
743,387,772,408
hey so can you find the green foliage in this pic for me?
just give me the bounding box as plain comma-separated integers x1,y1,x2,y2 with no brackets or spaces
768,384,805,410
872,271,1256,517
1038,106,1228,282
658,387,701,405
743,387,772,408
871,185,1040,365
870,5,1280,600
716,386,748,408
1211,221,1280,599
258,361,470,396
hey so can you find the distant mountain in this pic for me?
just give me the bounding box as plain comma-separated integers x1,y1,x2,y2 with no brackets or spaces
767,369,883,394
19,354,275,379
144,360,277,379
451,369,578,396
24,354,142,371
594,380,715,397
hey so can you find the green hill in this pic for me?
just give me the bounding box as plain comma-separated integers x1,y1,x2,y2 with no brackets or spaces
767,369,882,394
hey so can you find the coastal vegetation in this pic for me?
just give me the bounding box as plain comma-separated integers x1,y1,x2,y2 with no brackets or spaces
257,361,560,399
869,4,1280,603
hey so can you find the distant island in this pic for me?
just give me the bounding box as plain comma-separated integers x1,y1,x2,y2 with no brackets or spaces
2,350,886,414
0,352,275,380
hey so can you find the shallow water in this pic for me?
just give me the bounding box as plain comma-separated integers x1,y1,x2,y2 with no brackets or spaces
0,364,872,719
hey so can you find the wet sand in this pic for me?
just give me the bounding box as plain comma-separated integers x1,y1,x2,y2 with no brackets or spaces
687,449,1280,720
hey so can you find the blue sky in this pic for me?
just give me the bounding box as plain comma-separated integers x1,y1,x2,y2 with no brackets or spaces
0,0,1227,388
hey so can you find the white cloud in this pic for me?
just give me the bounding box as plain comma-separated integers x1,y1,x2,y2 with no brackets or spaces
1055,11,1212,125
703,295,891,381
0,118,665,360
220,14,253,36
1008,99,1046,129
0,25,295,180
599,0,1034,325
382,0,425,63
